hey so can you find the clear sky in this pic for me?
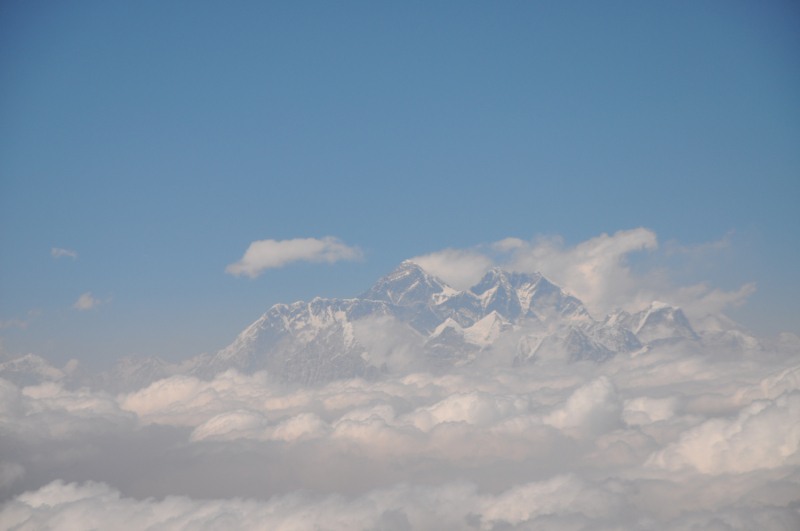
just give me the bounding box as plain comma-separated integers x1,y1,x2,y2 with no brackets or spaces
1,1,798,368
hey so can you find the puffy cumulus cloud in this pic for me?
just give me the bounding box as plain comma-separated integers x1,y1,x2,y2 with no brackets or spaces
3,228,799,527
190,410,328,443
117,370,294,427
225,237,362,278
1,335,800,527
402,391,529,432
409,248,494,290
497,228,660,317
0,379,135,441
51,248,77,260
544,376,622,435
411,229,755,329
112,350,800,468
622,395,680,426
648,391,800,474
496,230,758,329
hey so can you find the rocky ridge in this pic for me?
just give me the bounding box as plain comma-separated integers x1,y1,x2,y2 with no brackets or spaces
2,261,747,390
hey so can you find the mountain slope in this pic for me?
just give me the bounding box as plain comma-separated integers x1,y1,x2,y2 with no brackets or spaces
189,262,700,385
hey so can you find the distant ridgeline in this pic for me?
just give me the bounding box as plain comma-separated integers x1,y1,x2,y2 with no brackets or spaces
1,261,759,390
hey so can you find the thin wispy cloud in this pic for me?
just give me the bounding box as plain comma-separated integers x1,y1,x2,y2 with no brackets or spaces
0,318,30,330
225,237,362,279
663,230,733,256
0,310,41,330
51,248,77,260
72,292,99,310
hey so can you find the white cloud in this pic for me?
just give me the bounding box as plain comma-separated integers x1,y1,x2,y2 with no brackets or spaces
51,248,77,260
622,395,680,425
4,471,800,530
72,292,99,310
663,282,756,332
1,338,800,527
409,248,494,290
352,315,427,373
0,318,27,330
0,476,621,531
544,376,622,434
2,228,800,528
405,229,755,329
498,228,660,317
648,391,800,474
0,309,40,330
225,237,362,278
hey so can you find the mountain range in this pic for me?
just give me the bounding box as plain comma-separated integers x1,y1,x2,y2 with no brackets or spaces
0,261,755,390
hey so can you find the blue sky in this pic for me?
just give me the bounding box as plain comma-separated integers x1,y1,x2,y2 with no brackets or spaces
1,1,798,368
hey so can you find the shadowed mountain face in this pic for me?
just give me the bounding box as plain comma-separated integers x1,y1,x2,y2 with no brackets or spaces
1,262,712,390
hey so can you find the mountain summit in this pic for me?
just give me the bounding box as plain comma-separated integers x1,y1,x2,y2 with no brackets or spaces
3,262,715,390
184,262,701,385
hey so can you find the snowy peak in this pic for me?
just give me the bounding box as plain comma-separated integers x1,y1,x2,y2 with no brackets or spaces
471,268,523,319
101,262,711,388
511,272,589,321
429,311,512,347
430,317,464,338
463,311,513,346
534,325,614,363
607,302,699,345
634,302,699,344
470,268,589,322
359,261,451,306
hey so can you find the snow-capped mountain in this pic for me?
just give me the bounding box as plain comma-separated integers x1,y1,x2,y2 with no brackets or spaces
605,301,699,345
183,261,703,384
1,261,724,391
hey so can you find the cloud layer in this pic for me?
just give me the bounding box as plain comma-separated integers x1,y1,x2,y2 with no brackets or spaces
1,334,799,529
225,237,362,278
2,230,797,529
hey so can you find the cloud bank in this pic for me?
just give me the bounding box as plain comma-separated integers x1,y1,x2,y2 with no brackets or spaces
1,336,799,529
1,230,797,530
225,237,362,278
